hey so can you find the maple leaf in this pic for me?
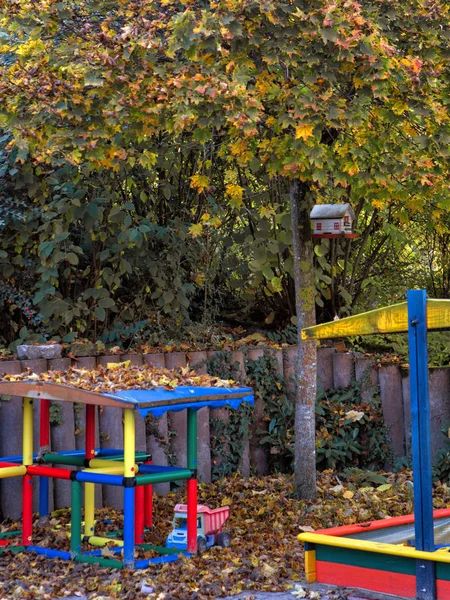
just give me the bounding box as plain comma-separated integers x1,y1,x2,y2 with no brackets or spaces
225,183,245,201
189,223,204,238
190,174,210,193
295,123,315,141
258,205,276,219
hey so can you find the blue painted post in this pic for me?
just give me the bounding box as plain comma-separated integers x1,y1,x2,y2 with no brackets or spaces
39,476,49,516
407,289,436,600
123,486,135,568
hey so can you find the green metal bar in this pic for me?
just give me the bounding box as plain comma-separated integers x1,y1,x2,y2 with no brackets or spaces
43,454,85,466
71,481,82,556
0,545,25,555
138,544,181,555
0,530,21,539
135,469,194,485
43,451,149,467
187,409,197,470
75,555,123,569
102,452,148,463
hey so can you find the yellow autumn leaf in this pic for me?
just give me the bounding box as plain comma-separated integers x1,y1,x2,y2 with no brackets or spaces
343,161,360,176
189,223,203,237
225,183,245,200
190,174,210,193
377,483,392,492
259,205,276,219
138,149,157,169
106,361,131,370
262,562,277,578
209,216,222,227
193,272,206,285
295,122,315,141
343,490,354,499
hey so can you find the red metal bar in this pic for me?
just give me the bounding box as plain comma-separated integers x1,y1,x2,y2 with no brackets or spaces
27,465,73,480
187,478,198,553
0,462,22,468
22,475,33,546
85,404,96,459
40,399,50,447
134,485,145,544
144,461,153,528
316,507,450,537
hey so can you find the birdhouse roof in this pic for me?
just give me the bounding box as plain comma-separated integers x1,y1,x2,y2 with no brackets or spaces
310,203,355,220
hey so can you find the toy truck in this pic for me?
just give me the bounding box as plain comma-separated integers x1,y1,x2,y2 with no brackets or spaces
166,504,231,552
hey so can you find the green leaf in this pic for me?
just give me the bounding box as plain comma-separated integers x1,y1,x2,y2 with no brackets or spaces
65,253,79,265
94,306,106,321
62,332,77,343
98,297,116,309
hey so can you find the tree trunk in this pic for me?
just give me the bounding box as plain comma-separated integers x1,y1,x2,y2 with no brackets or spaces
289,179,317,500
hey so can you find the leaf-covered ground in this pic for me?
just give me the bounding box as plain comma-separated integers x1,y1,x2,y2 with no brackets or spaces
0,471,448,600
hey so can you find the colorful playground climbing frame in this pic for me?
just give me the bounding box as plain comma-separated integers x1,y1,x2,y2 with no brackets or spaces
0,380,254,569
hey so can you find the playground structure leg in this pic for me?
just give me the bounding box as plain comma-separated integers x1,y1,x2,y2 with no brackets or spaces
123,408,136,568
408,290,436,600
84,404,96,537
39,398,50,516
187,408,198,554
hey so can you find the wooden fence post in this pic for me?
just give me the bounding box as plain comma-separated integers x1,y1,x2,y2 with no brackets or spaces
247,348,269,476
187,351,211,483
144,354,170,495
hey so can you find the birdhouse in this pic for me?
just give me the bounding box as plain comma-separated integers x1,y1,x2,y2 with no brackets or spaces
310,203,358,239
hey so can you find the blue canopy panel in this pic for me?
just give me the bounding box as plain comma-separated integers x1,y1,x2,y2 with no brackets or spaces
103,386,254,418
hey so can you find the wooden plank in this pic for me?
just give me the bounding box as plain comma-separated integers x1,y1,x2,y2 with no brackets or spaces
316,561,416,598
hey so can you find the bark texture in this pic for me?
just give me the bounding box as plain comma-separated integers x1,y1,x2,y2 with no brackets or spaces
290,179,317,500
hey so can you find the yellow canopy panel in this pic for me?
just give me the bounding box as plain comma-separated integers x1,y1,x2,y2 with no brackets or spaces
301,299,450,340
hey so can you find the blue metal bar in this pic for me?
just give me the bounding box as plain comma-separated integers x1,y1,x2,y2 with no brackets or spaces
97,448,124,456
0,448,147,463
134,554,180,568
0,449,101,463
137,464,192,474
82,547,123,557
27,546,71,560
123,486,135,568
39,477,49,516
75,472,124,486
407,290,436,600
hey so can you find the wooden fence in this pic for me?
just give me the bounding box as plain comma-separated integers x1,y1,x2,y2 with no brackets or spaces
1,347,450,518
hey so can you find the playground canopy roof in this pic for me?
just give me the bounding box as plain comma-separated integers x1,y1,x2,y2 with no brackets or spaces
301,299,450,340
0,381,254,418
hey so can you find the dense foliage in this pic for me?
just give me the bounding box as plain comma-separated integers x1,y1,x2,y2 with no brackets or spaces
0,1,449,347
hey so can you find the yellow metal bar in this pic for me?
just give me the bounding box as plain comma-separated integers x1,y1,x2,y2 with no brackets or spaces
298,532,450,564
22,397,34,466
304,549,316,583
123,409,135,478
88,459,126,469
87,536,123,547
82,466,138,475
301,299,450,340
84,483,95,536
0,466,27,478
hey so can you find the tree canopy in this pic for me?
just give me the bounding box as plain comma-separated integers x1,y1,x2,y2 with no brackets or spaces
1,0,449,345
